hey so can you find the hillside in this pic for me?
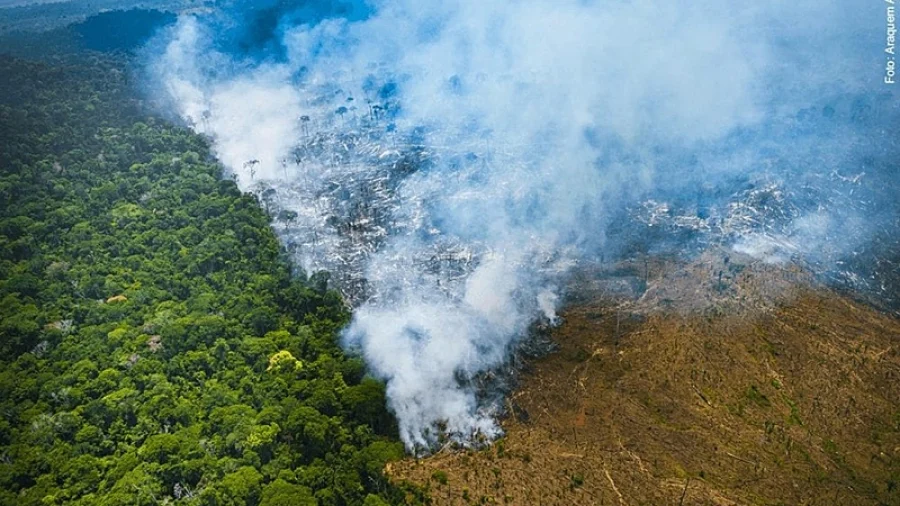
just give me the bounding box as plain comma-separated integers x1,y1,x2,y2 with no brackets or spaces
2,5,898,506
391,255,900,505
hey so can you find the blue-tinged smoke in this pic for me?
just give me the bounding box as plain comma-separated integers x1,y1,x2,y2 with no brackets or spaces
201,0,371,59
147,0,899,450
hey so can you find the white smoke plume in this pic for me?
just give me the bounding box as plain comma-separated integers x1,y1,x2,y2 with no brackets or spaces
148,0,897,450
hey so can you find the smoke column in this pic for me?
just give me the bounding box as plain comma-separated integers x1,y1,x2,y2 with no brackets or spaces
148,0,899,450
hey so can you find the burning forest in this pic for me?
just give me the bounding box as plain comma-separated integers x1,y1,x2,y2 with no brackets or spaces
147,0,900,452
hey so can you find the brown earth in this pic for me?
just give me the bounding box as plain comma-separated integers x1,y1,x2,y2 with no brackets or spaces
389,256,900,505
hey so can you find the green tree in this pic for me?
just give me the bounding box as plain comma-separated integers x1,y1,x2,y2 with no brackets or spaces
260,479,317,506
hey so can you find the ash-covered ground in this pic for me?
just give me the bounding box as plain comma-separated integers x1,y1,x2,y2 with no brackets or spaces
249,102,900,315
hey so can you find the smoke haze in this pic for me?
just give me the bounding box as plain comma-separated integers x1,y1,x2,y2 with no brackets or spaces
148,0,900,450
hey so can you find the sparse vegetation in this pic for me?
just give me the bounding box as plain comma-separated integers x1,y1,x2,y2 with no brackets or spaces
569,473,584,489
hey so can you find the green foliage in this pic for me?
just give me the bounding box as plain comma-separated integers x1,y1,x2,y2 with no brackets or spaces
745,385,771,408
431,470,448,485
0,53,408,505
569,473,584,489
267,350,303,373
260,478,317,506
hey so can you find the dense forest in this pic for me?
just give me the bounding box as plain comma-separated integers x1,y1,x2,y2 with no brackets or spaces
0,42,418,505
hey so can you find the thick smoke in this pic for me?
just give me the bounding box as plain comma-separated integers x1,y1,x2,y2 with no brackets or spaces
148,0,899,449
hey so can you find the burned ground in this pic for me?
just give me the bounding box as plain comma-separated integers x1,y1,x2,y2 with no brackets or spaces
390,256,900,505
